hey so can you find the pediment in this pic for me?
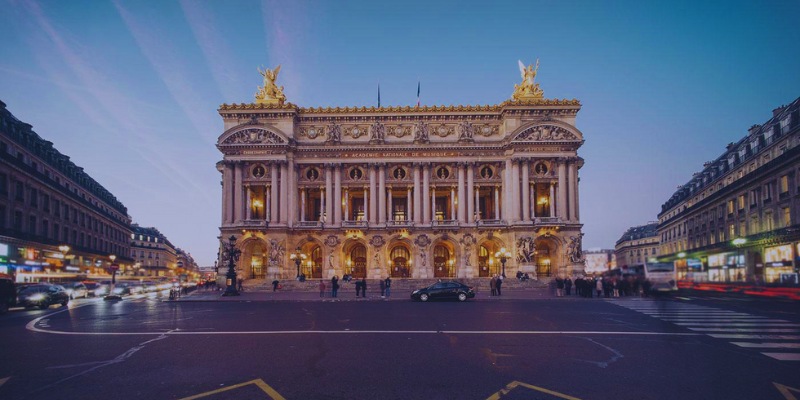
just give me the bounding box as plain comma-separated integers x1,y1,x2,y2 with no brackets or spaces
511,122,583,143
219,127,287,146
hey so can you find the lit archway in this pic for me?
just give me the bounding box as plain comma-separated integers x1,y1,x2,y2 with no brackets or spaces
348,244,367,278
433,244,455,278
478,240,502,277
243,239,267,279
389,245,411,278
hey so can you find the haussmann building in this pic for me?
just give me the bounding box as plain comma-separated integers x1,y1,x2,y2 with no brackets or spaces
215,63,586,282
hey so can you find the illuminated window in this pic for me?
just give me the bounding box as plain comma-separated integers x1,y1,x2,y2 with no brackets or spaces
729,224,735,238
780,175,789,194
765,211,774,231
727,200,734,214
738,195,745,210
783,207,791,227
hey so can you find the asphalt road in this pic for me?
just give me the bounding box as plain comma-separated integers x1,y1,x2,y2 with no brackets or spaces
0,293,798,400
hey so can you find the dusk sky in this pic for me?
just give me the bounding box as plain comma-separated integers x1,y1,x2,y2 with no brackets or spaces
1,0,798,266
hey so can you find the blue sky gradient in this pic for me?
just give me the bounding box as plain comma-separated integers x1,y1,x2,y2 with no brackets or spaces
1,0,798,266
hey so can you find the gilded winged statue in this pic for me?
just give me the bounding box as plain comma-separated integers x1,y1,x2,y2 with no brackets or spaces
255,65,286,104
512,59,544,100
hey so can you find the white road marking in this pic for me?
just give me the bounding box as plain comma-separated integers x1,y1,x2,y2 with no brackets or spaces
662,319,788,323
730,342,800,349
674,323,800,327
707,334,800,340
762,353,800,361
688,328,800,333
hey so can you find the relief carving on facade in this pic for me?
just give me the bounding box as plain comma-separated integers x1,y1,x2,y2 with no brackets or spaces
460,234,476,267
514,125,578,142
458,121,475,142
567,234,583,263
389,125,411,138
344,125,367,139
325,122,342,144
324,235,340,248
299,126,324,139
369,122,386,144
474,124,499,137
516,236,536,264
413,121,430,144
223,129,285,145
268,239,285,267
369,235,385,248
429,123,454,138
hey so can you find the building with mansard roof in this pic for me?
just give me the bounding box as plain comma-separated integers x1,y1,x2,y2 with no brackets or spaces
216,63,585,281
658,97,800,283
614,222,660,270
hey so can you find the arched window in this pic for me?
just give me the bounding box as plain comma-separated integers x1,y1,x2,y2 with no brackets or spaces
389,245,411,278
433,244,452,278
349,244,367,278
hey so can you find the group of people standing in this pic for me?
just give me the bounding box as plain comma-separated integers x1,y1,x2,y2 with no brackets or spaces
554,275,651,298
321,276,392,299
489,274,504,296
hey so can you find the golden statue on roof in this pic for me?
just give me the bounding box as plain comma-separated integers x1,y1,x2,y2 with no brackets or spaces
512,59,544,101
255,65,286,105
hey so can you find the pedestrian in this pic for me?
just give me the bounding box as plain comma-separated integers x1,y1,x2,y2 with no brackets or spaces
564,277,573,296
355,278,362,297
490,275,497,296
384,276,392,298
496,274,503,296
331,275,339,298
237,277,244,292
319,280,326,298
360,277,367,298
556,277,564,297
272,279,280,291
596,277,603,297
379,279,386,298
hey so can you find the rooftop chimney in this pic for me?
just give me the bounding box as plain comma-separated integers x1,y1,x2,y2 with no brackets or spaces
773,105,787,118
748,124,761,135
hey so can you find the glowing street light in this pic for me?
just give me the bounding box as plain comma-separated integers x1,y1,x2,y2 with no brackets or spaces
290,248,307,279
105,254,122,301
494,247,512,278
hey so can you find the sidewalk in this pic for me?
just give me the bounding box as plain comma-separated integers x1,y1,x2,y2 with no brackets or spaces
177,286,555,302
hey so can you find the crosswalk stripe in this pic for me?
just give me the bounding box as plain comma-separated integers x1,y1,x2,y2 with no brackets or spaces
688,328,800,333
761,353,800,361
730,342,800,349
674,323,800,327
707,334,800,340
662,319,788,323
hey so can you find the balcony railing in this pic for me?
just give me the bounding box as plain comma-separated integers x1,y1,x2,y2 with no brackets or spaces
241,220,268,227
387,220,415,227
342,220,369,228
295,221,322,229
534,217,561,224
432,219,459,228
477,219,504,227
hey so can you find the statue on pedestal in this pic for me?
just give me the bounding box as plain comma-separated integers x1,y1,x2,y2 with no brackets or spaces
512,59,544,101
255,65,287,105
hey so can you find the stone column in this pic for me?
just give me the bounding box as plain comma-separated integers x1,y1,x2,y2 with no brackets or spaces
575,165,581,222
558,159,567,221
320,187,325,221
407,187,413,222
531,182,536,218
343,188,349,221
511,159,520,222
245,184,252,220
494,185,500,220
522,160,530,222
288,159,296,227
457,163,466,222
387,186,393,222
334,164,342,224
413,164,421,223
450,186,456,221
422,164,430,224
549,182,555,218
467,163,474,223
378,164,386,224
369,165,377,224
431,186,437,221
474,184,480,221
503,160,511,221
270,162,278,224
325,165,333,223
569,160,578,222
265,184,271,222
233,163,243,222
223,163,233,224
363,186,369,221
280,162,289,224
300,189,306,222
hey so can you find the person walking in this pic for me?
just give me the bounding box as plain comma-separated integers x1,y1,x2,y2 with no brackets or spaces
490,275,497,296
331,275,339,298
355,278,362,297
555,277,564,297
596,277,603,298
379,279,386,298
564,277,573,296
360,277,367,298
319,280,326,298
496,274,503,296
384,277,392,298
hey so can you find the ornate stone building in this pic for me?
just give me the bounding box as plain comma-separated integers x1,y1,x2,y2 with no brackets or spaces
216,63,585,281
129,224,177,277
614,222,660,269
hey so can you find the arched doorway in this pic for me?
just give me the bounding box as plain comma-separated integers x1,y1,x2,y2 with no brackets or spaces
309,245,322,279
348,244,367,278
433,244,454,278
478,241,502,277
534,238,555,278
244,240,267,279
389,245,411,278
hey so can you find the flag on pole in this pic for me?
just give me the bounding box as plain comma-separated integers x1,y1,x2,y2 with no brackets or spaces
416,81,420,107
378,83,381,108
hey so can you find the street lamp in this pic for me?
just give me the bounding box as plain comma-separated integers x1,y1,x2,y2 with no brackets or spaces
733,238,747,282
494,247,512,278
289,247,307,279
58,245,71,272
222,235,241,296
105,254,122,301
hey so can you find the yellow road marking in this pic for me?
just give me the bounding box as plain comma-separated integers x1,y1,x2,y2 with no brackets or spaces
774,382,800,400
178,378,286,400
486,380,581,400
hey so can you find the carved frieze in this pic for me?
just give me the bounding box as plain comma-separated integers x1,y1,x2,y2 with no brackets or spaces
388,125,411,138
298,126,324,139
344,125,368,139
222,128,286,145
429,123,454,138
474,124,499,137
514,125,578,142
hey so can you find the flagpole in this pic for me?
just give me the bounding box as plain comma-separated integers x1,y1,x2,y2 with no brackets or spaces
378,82,381,108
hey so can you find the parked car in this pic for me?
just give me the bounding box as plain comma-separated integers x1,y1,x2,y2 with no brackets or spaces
411,281,475,302
65,282,89,299
82,281,101,297
0,276,16,313
16,284,70,309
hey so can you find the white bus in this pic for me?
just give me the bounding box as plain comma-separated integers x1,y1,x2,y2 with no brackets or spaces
643,261,678,292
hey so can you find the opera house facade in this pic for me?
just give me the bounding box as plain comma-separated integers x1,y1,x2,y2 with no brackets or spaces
216,64,586,281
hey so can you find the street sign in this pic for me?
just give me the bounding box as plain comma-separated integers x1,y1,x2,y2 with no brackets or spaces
108,263,119,271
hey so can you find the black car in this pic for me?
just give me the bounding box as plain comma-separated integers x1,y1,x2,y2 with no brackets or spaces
411,281,475,302
16,284,70,309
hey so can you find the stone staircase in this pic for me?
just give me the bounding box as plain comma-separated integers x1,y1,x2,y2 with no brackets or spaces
242,277,550,293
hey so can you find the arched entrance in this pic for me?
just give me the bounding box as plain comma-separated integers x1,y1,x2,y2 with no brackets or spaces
534,238,556,278
433,244,454,278
478,240,502,277
348,244,367,278
389,245,411,278
243,240,267,279
308,245,322,279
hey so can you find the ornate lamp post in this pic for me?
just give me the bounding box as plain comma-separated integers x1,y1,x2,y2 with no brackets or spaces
495,247,512,278
58,245,70,274
222,235,241,296
289,247,307,279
